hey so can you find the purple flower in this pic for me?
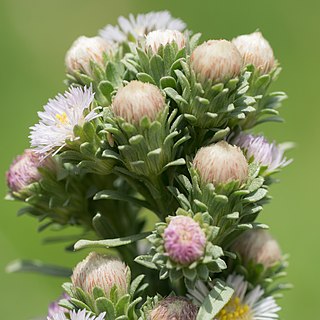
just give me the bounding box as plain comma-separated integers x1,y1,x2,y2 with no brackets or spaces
6,149,52,192
234,133,292,172
163,216,206,265
47,293,69,318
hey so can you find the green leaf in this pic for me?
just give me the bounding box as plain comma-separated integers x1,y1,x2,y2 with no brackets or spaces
197,280,234,320
74,232,151,251
95,297,116,319
6,260,72,277
134,255,158,270
93,190,154,211
136,72,156,85
98,81,114,101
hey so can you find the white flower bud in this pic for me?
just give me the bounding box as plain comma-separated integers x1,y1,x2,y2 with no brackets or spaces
112,80,166,124
71,252,130,298
232,229,282,268
232,32,275,74
191,40,243,83
193,141,248,186
65,36,111,76
145,29,186,53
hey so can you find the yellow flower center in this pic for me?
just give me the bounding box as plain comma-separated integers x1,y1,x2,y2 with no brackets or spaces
217,297,252,320
56,112,69,125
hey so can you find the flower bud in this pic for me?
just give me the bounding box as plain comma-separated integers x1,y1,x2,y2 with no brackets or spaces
232,229,282,268
65,36,111,76
145,29,186,53
149,297,198,320
232,32,275,74
71,252,130,298
193,141,248,186
6,149,53,193
191,40,242,83
112,81,166,124
163,216,206,265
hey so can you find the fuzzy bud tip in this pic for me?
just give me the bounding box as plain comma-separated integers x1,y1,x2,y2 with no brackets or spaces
193,141,249,186
150,297,198,320
232,229,282,268
65,36,111,76
6,149,53,193
163,216,206,265
112,80,165,124
145,29,186,53
71,252,129,298
191,39,242,83
232,31,275,74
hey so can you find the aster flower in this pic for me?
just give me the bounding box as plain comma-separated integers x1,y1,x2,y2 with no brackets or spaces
48,309,105,320
99,11,186,43
29,86,100,154
47,293,70,319
233,133,292,173
163,215,206,265
188,274,281,319
6,149,54,193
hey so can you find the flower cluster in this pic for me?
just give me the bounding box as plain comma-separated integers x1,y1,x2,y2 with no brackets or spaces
6,10,292,320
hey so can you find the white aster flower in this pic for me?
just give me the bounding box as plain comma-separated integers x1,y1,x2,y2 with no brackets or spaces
99,11,186,43
48,309,106,320
30,86,99,154
188,274,281,320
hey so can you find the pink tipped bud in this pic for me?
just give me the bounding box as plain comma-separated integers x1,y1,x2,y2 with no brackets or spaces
232,32,275,74
145,29,186,53
6,149,53,193
150,297,198,320
232,229,282,268
112,81,165,124
191,40,242,83
164,216,206,265
71,252,129,298
65,36,111,76
193,141,248,186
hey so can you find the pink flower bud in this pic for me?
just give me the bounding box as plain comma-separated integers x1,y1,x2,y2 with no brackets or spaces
163,216,206,265
71,252,129,298
232,229,282,268
232,32,275,74
65,36,111,76
193,141,248,186
6,149,53,192
145,29,186,53
191,40,242,83
149,297,198,320
112,81,165,124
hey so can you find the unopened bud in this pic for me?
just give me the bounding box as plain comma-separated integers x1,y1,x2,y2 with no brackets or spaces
164,216,206,265
6,149,54,193
149,297,198,320
145,29,186,53
191,40,242,83
112,81,165,124
193,141,248,186
232,32,275,74
232,229,282,268
65,36,111,76
71,252,130,298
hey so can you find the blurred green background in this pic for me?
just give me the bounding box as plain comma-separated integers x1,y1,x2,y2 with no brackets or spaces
0,0,318,319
